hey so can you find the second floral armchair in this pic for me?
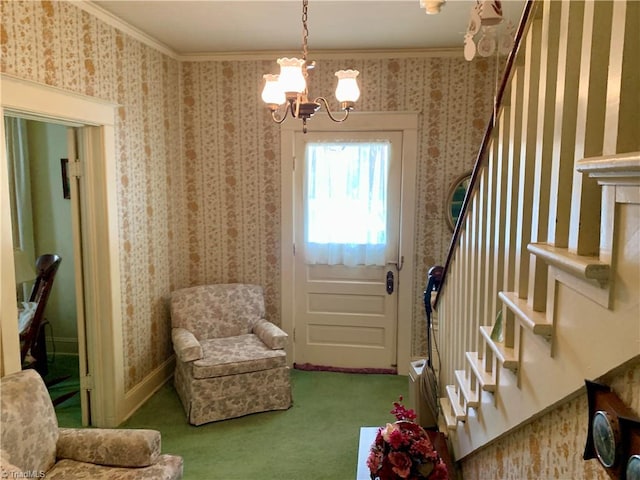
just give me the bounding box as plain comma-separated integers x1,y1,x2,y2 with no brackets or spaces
170,283,292,425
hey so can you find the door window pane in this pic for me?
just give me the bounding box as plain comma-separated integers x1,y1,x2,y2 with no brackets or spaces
304,141,390,266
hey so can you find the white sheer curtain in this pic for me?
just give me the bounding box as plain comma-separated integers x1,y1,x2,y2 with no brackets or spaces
304,141,390,266
5,116,36,297
5,116,34,249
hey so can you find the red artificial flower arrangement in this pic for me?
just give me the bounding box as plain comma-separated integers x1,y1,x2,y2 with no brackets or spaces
367,397,448,480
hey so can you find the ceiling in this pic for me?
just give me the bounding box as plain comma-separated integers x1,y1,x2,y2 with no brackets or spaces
91,0,526,56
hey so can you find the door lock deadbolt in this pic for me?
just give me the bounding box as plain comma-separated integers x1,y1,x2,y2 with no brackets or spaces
386,271,394,294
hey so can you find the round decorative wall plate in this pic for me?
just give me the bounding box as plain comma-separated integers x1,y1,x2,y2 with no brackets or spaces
592,410,621,468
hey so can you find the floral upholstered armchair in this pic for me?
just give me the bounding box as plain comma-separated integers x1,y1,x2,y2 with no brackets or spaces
170,283,292,425
0,369,183,479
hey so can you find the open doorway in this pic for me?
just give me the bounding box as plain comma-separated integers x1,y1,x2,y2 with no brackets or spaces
6,116,82,422
1,74,123,427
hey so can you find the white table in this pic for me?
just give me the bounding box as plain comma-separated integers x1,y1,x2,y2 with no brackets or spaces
355,427,379,480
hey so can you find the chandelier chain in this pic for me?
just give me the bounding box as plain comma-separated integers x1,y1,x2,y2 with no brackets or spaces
302,0,309,63
261,0,359,131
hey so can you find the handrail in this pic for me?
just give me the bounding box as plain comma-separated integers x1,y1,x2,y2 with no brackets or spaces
434,0,536,309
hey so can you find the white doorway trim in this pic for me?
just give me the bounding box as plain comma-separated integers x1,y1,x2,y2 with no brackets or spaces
280,112,419,376
0,74,123,426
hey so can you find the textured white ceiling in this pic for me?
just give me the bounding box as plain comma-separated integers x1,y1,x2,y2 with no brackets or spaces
91,0,526,55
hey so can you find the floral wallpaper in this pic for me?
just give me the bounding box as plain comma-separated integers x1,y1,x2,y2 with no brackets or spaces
0,0,185,389
180,60,283,319
1,1,493,388
461,358,640,479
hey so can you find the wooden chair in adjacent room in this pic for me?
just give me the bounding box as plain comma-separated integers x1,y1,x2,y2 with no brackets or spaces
19,253,62,375
19,253,78,406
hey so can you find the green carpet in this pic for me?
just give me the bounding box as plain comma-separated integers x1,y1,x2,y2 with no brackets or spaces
46,354,82,427
54,357,409,480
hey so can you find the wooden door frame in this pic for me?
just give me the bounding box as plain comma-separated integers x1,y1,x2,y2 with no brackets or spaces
280,112,419,376
0,74,123,426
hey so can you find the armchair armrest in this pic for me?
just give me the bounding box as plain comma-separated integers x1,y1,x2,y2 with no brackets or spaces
172,327,203,362
56,428,161,467
253,319,288,349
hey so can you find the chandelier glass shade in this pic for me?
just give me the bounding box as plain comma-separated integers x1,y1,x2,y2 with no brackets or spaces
261,0,360,133
463,0,515,61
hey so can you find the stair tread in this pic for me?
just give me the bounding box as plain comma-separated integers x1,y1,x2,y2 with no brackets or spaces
455,370,480,407
479,326,518,370
439,397,458,430
465,352,496,392
499,291,553,338
445,385,467,421
527,243,610,285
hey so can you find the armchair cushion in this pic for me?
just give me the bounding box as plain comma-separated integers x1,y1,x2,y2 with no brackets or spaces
253,319,288,350
0,369,58,474
172,328,203,363
56,428,160,467
192,334,287,379
46,455,184,480
170,284,265,339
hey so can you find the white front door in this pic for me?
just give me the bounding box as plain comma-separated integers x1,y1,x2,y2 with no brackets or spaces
293,130,403,370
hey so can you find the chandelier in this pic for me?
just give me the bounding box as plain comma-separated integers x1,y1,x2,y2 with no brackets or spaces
464,0,515,61
261,0,360,133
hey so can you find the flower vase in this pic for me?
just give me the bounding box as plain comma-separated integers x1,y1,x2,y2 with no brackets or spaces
367,420,448,480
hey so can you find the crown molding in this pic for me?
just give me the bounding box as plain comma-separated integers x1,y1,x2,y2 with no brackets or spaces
70,0,180,59
182,48,463,62
72,1,463,63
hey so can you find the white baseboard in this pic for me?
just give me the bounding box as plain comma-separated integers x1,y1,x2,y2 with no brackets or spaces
119,355,176,424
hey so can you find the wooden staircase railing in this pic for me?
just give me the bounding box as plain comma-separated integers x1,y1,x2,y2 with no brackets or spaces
434,0,535,311
431,0,640,461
